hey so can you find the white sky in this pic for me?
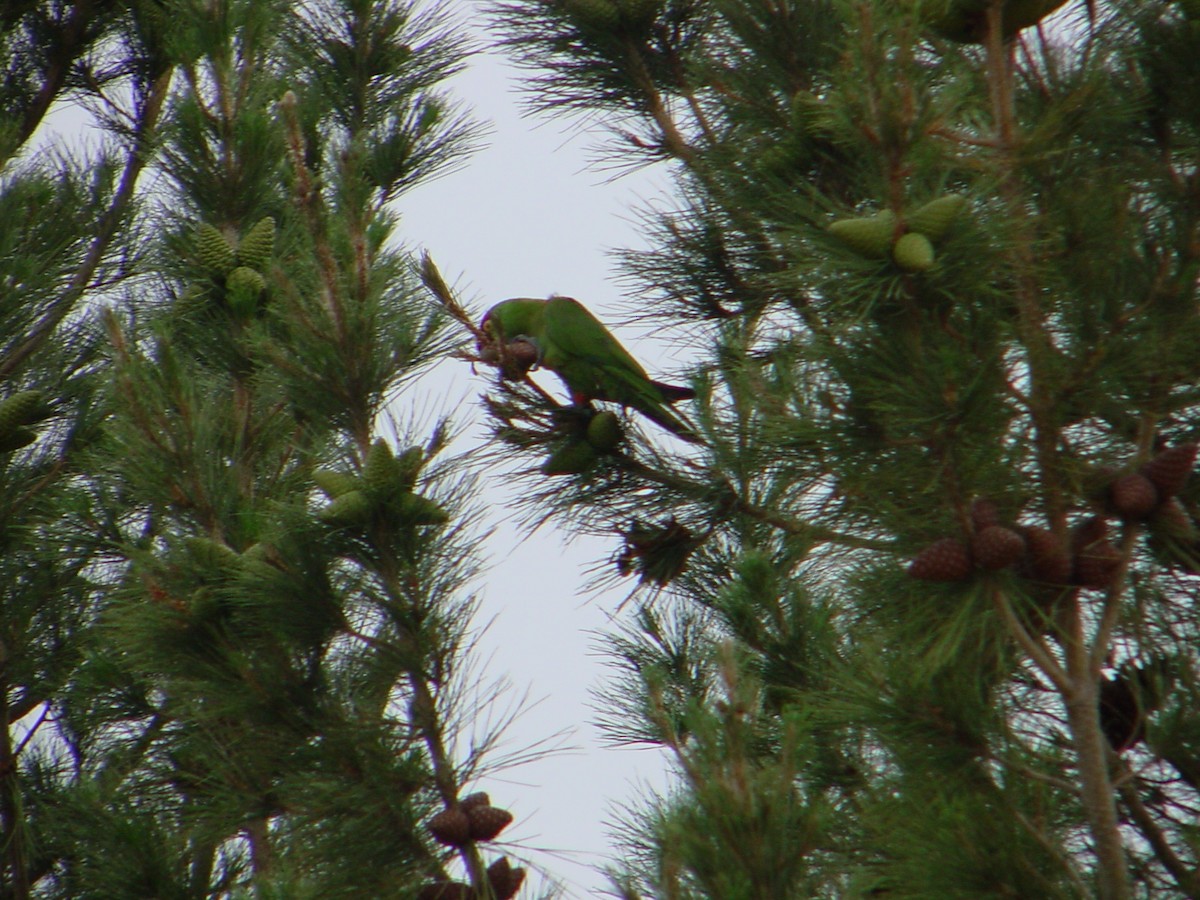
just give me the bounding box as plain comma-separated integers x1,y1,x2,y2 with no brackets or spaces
397,4,680,896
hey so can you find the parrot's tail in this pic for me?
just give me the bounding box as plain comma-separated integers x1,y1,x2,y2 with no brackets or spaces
652,381,696,404
647,408,703,444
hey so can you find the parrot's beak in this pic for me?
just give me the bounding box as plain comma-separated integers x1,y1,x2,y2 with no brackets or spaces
477,335,540,380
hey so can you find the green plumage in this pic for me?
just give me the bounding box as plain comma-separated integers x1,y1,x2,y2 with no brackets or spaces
482,296,698,441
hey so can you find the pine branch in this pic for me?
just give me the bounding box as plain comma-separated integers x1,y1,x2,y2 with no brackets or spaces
991,587,1070,694
14,0,105,150
279,90,346,339
1117,776,1200,899
0,66,173,380
0,660,30,899
1061,591,1130,900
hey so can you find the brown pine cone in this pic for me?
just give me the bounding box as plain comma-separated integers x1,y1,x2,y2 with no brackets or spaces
1150,497,1199,541
969,498,1000,531
908,538,972,582
428,807,471,847
971,525,1026,571
1109,473,1159,520
459,791,491,811
1072,515,1110,547
487,857,528,900
1072,517,1121,589
1019,526,1073,585
1141,443,1198,498
467,804,514,842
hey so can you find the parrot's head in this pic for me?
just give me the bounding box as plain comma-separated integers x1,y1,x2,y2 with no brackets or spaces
477,298,545,376
479,298,545,344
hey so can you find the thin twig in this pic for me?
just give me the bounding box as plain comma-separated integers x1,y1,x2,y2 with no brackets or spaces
1117,777,1200,898
991,587,1071,693
1,67,174,380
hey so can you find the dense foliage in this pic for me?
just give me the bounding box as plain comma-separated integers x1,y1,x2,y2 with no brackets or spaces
0,1,534,897
481,0,1200,896
5,0,1200,897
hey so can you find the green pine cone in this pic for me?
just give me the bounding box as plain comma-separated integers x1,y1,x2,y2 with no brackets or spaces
395,446,425,492
905,194,966,242
893,232,936,271
238,543,280,580
0,390,51,433
225,266,266,318
586,410,623,450
828,209,897,258
184,536,241,571
542,439,599,476
0,427,37,453
363,438,404,498
196,222,236,273
389,491,450,526
314,468,361,498
236,216,276,270
319,489,374,527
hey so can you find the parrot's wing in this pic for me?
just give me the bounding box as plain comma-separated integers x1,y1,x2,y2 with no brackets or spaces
541,298,651,381
541,297,700,441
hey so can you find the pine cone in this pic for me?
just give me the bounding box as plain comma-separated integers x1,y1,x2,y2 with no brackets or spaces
388,491,449,527
1141,443,1198,498
969,498,1000,531
971,525,1026,571
905,194,967,242
1150,497,1199,541
428,807,471,847
318,489,373,527
542,439,598,476
1018,526,1072,585
1072,514,1110,546
0,390,50,433
313,468,360,499
236,216,275,270
828,210,897,258
487,857,527,900
467,804,514,842
225,265,266,318
459,791,491,811
1072,517,1121,589
1109,473,1159,520
892,231,936,272
195,222,235,272
0,427,37,453
586,410,623,450
362,438,402,498
908,538,972,582
1146,498,1200,574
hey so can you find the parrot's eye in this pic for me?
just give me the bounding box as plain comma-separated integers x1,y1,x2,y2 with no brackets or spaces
477,316,498,356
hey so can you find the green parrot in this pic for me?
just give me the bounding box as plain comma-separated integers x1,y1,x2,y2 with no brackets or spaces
479,296,699,441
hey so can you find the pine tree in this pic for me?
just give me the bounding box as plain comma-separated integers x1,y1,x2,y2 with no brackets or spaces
1,1,535,897
486,0,1200,896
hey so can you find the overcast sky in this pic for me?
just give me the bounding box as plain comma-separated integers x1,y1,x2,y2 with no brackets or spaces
399,4,684,895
